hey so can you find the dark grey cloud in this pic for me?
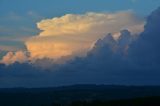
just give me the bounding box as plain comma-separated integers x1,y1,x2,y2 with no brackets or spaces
129,7,160,68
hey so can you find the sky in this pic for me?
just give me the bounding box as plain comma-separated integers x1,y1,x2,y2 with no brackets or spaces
0,0,160,87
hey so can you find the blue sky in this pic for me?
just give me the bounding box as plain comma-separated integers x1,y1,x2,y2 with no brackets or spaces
0,0,160,37
1,0,160,16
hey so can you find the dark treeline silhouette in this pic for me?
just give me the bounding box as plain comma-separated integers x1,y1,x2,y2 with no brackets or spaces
66,96,160,106
1,85,160,106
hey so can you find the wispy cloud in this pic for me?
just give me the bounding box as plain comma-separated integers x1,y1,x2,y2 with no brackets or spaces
27,11,44,20
0,45,23,52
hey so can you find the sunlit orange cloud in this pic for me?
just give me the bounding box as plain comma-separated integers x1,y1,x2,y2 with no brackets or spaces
26,41,91,60
26,11,144,60
0,51,28,65
1,11,145,64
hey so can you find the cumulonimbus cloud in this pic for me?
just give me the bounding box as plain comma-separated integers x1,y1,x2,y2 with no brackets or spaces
26,11,144,59
1,7,160,87
1,11,145,64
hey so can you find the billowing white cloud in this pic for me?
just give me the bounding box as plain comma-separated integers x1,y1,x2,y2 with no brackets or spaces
26,11,144,60
1,11,145,64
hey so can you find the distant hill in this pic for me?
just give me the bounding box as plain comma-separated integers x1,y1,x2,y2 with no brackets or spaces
0,84,160,106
